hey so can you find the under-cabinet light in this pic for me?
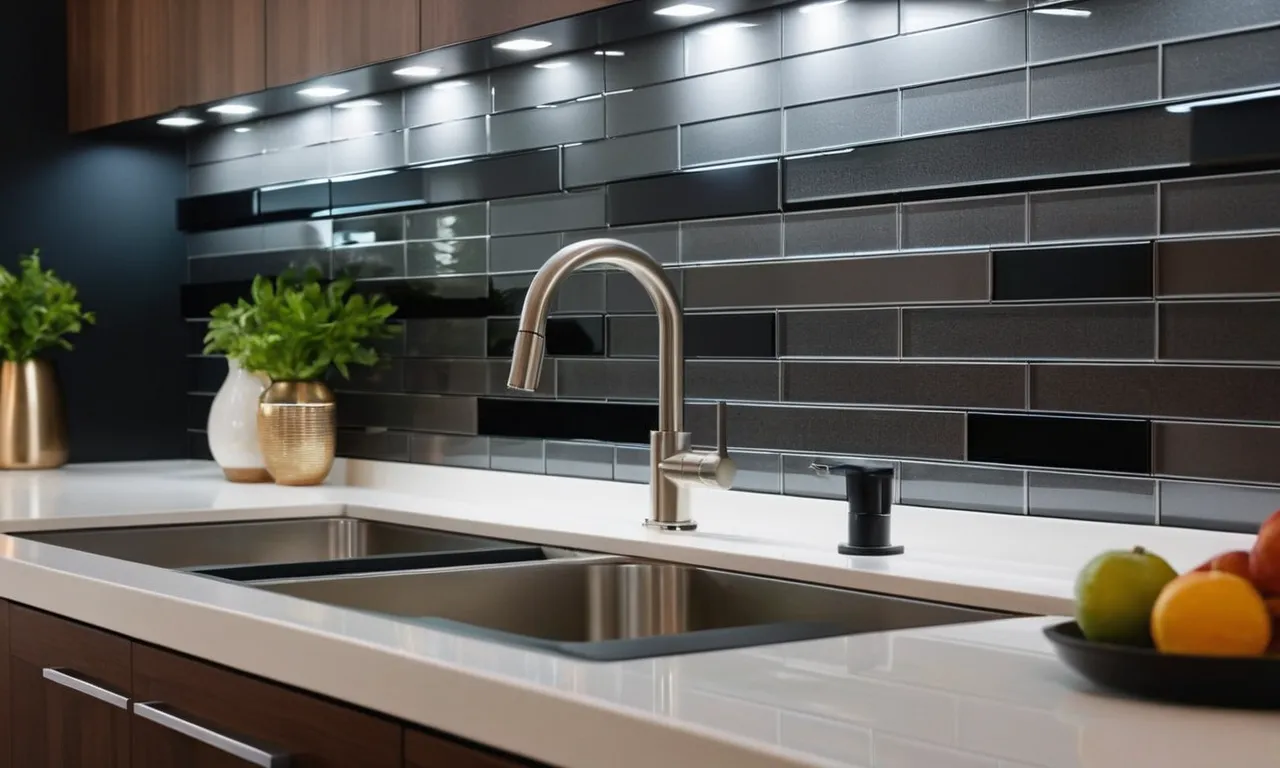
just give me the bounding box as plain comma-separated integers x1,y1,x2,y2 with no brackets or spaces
208,103,258,115
494,38,553,52
654,4,716,17
297,86,349,99
157,116,202,128
393,66,442,78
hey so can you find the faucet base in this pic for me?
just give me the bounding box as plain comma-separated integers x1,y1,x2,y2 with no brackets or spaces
838,542,905,556
644,519,698,532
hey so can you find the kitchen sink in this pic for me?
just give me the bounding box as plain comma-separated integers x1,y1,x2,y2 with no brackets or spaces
15,517,549,580
253,559,1007,660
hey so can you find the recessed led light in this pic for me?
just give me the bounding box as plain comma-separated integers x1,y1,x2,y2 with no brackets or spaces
533,60,571,69
207,103,258,115
432,80,468,90
798,0,847,13
1031,6,1092,16
393,65,442,78
157,116,202,128
297,86,349,99
593,50,625,57
654,3,715,17
335,99,381,110
494,38,553,52
234,127,253,134
698,21,758,35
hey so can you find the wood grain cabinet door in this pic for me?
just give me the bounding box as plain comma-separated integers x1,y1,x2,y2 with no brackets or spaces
177,0,267,105
0,600,9,768
420,0,629,50
265,0,420,87
66,0,181,131
131,643,402,767
406,728,539,768
9,606,133,768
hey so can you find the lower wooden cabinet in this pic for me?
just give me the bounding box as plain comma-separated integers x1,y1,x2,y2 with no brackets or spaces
0,599,9,768
406,728,537,768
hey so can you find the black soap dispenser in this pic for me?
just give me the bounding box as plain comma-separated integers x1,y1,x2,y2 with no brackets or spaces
811,464,903,556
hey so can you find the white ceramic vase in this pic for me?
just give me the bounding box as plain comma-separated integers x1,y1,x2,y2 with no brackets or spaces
207,357,271,483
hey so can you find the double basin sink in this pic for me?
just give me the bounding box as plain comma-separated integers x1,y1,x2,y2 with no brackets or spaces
17,515,1006,660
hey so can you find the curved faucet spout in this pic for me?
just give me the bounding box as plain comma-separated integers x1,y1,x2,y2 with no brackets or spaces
507,238,684,433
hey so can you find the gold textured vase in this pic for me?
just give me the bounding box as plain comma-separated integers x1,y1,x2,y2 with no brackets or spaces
0,359,69,470
257,380,336,486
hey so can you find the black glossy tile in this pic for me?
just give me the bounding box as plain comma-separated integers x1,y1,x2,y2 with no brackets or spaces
187,320,209,354
1191,96,1280,168
903,303,1154,359
491,272,605,315
339,358,405,393
177,190,258,233
188,394,213,430
329,170,426,214
966,413,1151,474
992,243,1153,301
404,318,487,357
406,203,488,241
333,244,406,280
188,431,213,461
371,277,496,319
607,161,780,226
187,356,224,393
337,392,478,434
333,214,405,246
1028,472,1155,525
406,239,488,277
784,362,1025,409
188,248,329,284
607,313,776,358
606,268,683,313
423,149,562,206
403,359,489,395
259,181,331,218
487,317,604,357
1159,300,1280,362
779,309,898,358
899,462,1024,515
478,398,658,443
181,280,253,318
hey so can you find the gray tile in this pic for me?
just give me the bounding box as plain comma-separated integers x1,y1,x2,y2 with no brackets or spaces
490,99,604,154
783,90,899,152
333,243,405,279
406,116,488,164
1158,235,1280,297
902,69,1027,136
331,94,405,141
785,362,1025,409
190,155,262,195
606,62,781,137
492,52,603,113
681,111,782,168
684,10,782,77
604,33,684,91
608,267,684,312
782,14,1026,107
406,203,488,241
591,224,680,264
545,441,614,480
902,195,1026,249
684,252,989,310
680,215,782,264
1028,472,1154,524
685,403,965,459
489,437,546,474
725,451,784,494
1161,172,1280,235
410,434,490,469
486,358,552,398
260,144,329,186
341,357,404,392
779,310,898,358
900,463,1025,514
564,129,679,187
784,205,898,257
1029,0,1280,63
406,238,488,277
263,220,332,250
1030,48,1159,117
1164,26,1280,99
404,76,492,128
607,315,660,357
1029,183,1157,242
614,445,650,483
491,190,607,237
190,125,266,165
490,233,562,273
903,0,1026,33
1160,480,1280,533
502,271,605,314
403,359,488,395
266,108,331,150
337,429,412,462
1159,300,1280,362
328,132,404,176
404,318,487,357
187,226,264,257
780,0,899,57
333,214,404,247
189,249,328,284
1031,363,1280,422
781,453,895,499
337,393,477,434
904,303,1154,359
1156,421,1280,485
556,359,780,402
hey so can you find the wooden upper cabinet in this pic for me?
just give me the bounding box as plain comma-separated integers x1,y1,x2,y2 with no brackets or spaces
420,0,629,50
67,0,181,131
177,0,267,106
266,0,420,87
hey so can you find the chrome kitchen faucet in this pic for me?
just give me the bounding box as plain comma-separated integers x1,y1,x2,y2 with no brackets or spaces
506,238,736,531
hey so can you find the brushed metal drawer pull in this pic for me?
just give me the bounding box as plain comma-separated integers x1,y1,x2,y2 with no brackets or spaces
42,667,129,710
133,701,290,767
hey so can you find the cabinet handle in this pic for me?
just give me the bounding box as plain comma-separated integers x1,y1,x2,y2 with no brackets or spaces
42,667,129,710
133,701,290,767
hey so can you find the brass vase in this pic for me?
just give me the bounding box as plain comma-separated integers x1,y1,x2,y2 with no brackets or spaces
257,380,336,486
0,359,69,470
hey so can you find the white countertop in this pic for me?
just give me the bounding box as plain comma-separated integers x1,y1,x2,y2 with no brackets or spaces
0,459,1270,768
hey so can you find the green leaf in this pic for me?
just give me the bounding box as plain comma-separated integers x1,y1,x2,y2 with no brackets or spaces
0,251,94,361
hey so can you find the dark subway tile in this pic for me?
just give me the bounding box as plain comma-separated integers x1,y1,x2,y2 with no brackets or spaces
681,111,783,168
491,190,606,237
784,205,898,257
188,248,329,284
901,70,1027,136
902,195,1025,249
1190,97,1280,168
780,0,898,57
403,359,489,395
545,442,615,481
492,52,603,113
337,393,478,434
1158,236,1280,297
779,309,898,358
1029,49,1159,117
406,117,488,164
785,361,1025,409
557,359,779,402
259,181,331,218
1163,26,1280,100
901,0,1025,33
490,233,562,273
339,358,405,393
188,394,213,429
337,429,412,463
1159,301,1280,362
490,271,604,315
423,149,562,206
478,398,657,443
333,214,405,246
1156,421,1280,485
904,302,1153,359
967,413,1151,474
608,312,776,359
331,94,404,141
489,437,546,474
406,238,488,278
606,268,683,313
605,62,780,137
410,434,490,469
603,33,684,91
1160,480,1280,533
327,170,425,215
684,9,781,77
1029,183,1157,242
488,359,555,398
1028,472,1156,525
680,215,782,264
187,225,265,257
405,203,488,241
783,90,900,153
333,244,407,280
684,252,989,310
1161,172,1280,235
489,99,605,154
992,243,1153,301
563,130,680,188
329,132,405,176
487,316,604,357
187,320,209,354
608,161,780,226
187,356,224,393
190,125,268,165
404,318,487,358
1031,364,1280,422
404,76,492,128
900,462,1024,515
177,190,259,233
181,281,252,318
373,276,496,319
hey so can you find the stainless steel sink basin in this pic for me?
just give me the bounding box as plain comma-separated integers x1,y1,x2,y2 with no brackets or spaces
15,517,546,580
254,559,1007,660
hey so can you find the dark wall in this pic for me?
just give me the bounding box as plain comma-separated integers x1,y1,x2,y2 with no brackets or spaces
0,1,187,462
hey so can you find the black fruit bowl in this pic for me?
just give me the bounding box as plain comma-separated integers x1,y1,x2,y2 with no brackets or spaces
1044,621,1280,709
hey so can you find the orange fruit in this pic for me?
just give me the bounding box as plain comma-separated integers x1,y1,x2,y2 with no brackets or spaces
1151,571,1271,656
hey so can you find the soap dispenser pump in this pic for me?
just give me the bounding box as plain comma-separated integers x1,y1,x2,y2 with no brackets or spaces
811,464,903,556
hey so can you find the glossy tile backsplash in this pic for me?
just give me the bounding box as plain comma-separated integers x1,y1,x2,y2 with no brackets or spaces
183,0,1280,532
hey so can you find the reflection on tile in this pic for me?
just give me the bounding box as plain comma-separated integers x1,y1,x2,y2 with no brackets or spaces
490,233,561,273
780,0,899,57
613,445,649,483
1030,48,1159,117
1161,172,1280,235
606,62,781,137
190,125,267,165
404,76,492,127
333,214,404,246
1155,421,1280,484
333,244,406,280
684,10,781,77
1164,26,1280,99
784,205,898,256
1160,480,1280,532
593,224,680,264
340,357,404,392
406,238,487,277
489,99,604,154
680,215,782,264
491,52,603,113
779,309,899,358
489,437,545,474
1159,301,1280,362
491,190,607,237
902,0,1026,33
681,111,782,167
187,225,265,257
404,318,487,357
264,220,333,250
783,90,899,152
406,117,488,164
545,441,614,480
331,95,404,141
781,454,894,498
904,302,1153,359
189,249,329,283
1029,184,1156,242
604,33,685,91
901,462,1024,515
1028,472,1155,524
967,413,1151,474
190,155,263,195
563,130,679,187
785,362,1025,409
266,108,332,150
901,69,1027,136
410,434,489,469
406,203,488,241
1157,235,1280,297
608,161,779,227
727,451,783,494
337,429,411,463
902,195,1025,249
329,132,405,176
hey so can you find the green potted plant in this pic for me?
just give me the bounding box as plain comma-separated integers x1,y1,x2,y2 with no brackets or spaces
206,271,398,486
0,251,95,469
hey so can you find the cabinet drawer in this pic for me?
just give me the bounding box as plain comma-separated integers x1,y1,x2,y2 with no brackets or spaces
406,727,540,768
